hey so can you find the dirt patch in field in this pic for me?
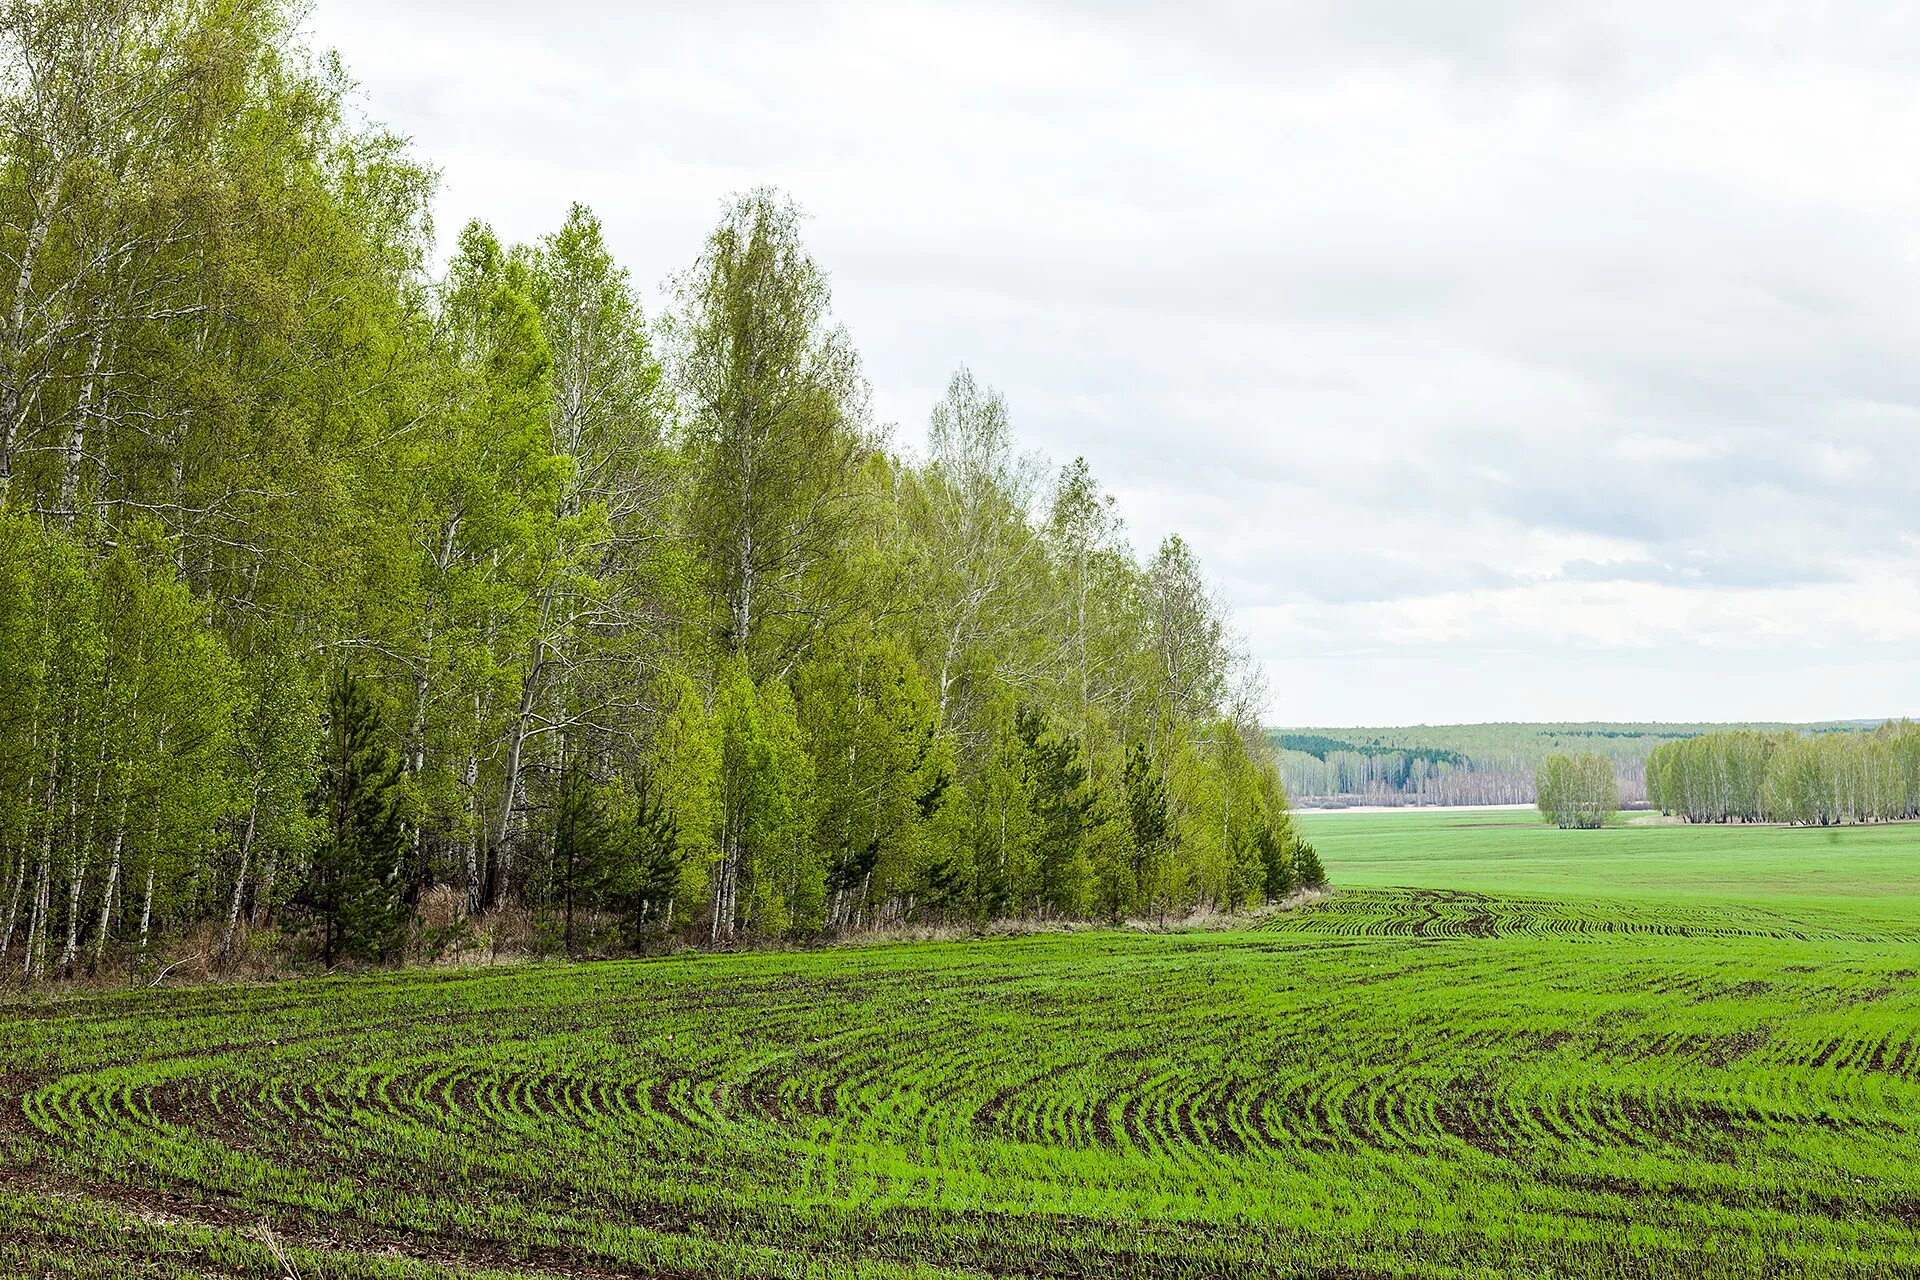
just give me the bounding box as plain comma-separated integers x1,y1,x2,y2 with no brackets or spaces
1704,1028,1771,1067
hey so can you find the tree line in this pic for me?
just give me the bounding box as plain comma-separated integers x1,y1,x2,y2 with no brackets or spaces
1647,724,1920,826
1274,721,1886,810
1276,746,1539,808
0,0,1319,980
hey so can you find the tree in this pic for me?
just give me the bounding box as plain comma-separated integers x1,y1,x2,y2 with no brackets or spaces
1292,837,1326,889
0,0,283,507
1043,458,1147,738
794,634,941,931
670,189,871,678
1145,535,1228,748
908,368,1045,743
613,767,682,946
1647,725,1920,828
1018,707,1094,917
548,759,616,955
304,671,410,965
652,673,722,930
507,206,680,919
1124,743,1173,920
963,710,1041,919
708,661,817,940
1536,753,1617,830
1255,823,1296,902
382,220,557,915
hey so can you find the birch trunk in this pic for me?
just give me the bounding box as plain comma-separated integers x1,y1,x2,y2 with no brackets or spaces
218,797,260,962
57,302,111,522
23,848,50,980
462,751,483,915
251,845,279,928
23,754,58,979
0,852,25,961
91,820,123,967
0,170,64,500
136,863,154,959
492,638,544,906
59,746,108,974
57,852,84,975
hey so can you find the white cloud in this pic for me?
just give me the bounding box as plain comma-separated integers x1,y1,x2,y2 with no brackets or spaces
306,0,1920,724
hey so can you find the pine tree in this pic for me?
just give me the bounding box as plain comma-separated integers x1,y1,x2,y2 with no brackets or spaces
1292,837,1326,889
1124,743,1172,920
617,768,682,946
304,671,411,966
1019,707,1094,917
551,759,616,955
1256,821,1297,901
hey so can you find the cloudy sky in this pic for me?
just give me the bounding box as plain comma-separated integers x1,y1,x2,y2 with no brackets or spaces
305,1,1920,726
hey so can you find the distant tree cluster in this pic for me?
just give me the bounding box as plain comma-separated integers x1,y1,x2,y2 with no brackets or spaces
0,0,1317,979
1648,724,1920,826
1535,754,1619,829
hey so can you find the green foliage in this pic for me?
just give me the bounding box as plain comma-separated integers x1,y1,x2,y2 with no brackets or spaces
0,0,1299,971
1123,744,1172,917
1277,733,1467,767
1535,752,1619,829
1292,838,1326,889
669,187,871,676
794,635,943,929
711,661,818,939
0,517,244,978
545,759,619,953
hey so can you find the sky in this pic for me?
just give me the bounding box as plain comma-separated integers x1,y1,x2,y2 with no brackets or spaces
302,0,1920,727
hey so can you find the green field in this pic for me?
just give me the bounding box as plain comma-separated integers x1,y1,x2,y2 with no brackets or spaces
5,812,1919,1278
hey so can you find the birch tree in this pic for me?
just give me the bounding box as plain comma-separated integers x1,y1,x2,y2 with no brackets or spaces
670,189,871,678
909,367,1045,746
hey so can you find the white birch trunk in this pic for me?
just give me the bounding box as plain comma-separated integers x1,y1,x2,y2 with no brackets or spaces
136,864,155,960
91,820,123,967
463,750,483,915
24,848,50,981
0,170,64,499
218,797,260,962
0,852,25,961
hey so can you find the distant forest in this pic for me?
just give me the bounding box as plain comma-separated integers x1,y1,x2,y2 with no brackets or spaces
1272,722,1884,808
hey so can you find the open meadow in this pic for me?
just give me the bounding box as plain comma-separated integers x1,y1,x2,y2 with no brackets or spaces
5,810,1919,1279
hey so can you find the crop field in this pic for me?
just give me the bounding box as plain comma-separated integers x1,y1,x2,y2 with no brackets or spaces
5,811,1920,1279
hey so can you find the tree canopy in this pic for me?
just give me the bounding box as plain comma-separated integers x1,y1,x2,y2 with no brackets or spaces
0,0,1315,978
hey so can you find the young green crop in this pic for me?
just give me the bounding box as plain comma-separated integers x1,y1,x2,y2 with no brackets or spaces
2,811,1917,1278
